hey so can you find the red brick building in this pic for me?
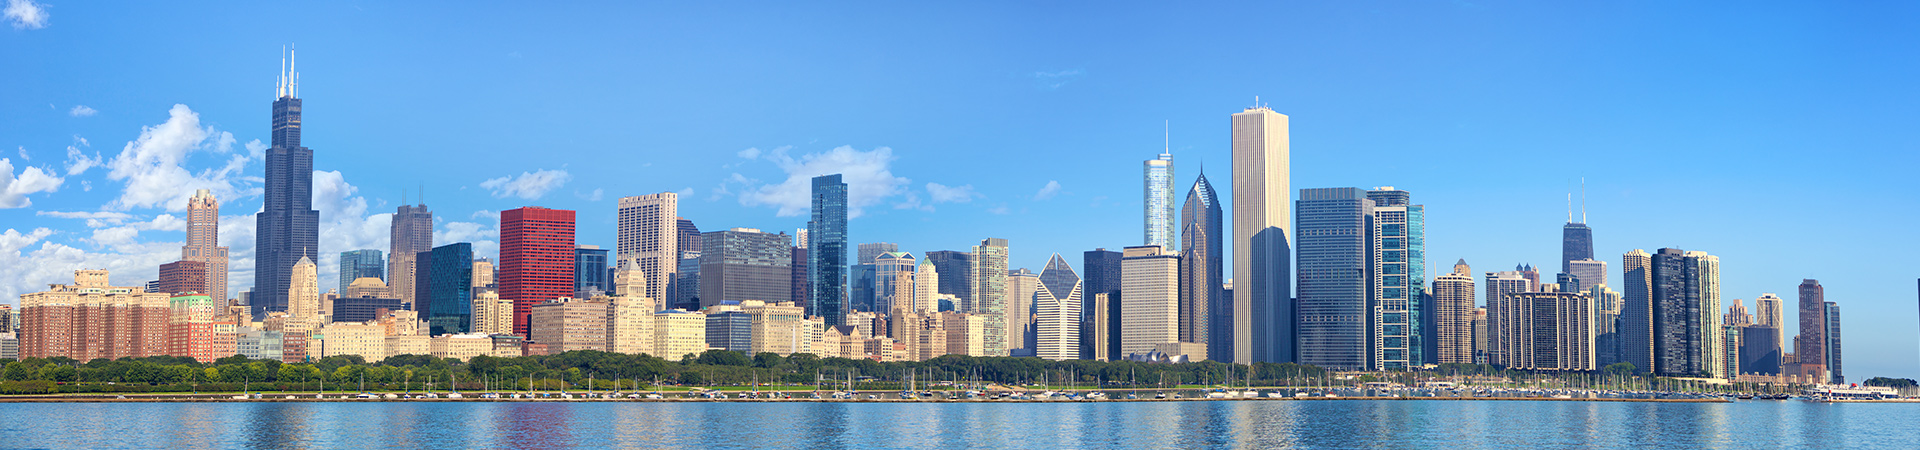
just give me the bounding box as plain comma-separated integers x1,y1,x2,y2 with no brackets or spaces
19,270,169,360
157,260,210,296
500,207,576,335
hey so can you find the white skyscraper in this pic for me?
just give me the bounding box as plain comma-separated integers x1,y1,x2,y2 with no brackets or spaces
1006,268,1039,354
1230,103,1290,363
1144,149,1176,251
617,193,678,309
1035,254,1083,361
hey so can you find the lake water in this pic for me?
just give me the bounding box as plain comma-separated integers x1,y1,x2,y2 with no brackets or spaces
0,400,1909,449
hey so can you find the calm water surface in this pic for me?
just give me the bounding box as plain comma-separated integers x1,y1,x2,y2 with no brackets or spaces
0,400,1909,449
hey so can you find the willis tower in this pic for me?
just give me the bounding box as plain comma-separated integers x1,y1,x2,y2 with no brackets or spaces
254,47,320,319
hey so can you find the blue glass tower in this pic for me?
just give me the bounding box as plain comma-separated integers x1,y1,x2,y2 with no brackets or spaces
808,174,849,326
337,249,385,294
1295,188,1371,371
425,242,473,335
574,246,610,297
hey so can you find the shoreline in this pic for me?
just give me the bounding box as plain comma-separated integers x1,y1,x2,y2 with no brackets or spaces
0,395,1730,404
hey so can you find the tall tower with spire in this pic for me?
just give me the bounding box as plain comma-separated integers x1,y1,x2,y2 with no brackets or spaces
1143,122,1176,251
253,46,321,319
1562,183,1594,274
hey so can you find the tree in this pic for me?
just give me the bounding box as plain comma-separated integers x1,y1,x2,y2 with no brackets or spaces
1603,363,1636,376
1864,377,1918,388
695,350,751,367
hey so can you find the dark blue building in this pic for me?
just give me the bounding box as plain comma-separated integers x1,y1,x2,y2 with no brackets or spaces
808,174,849,326
575,246,610,298
424,243,474,335
338,249,385,294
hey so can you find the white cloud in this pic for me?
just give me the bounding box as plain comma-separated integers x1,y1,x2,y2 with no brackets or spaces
0,157,63,208
926,182,979,203
676,187,695,197
0,227,186,306
35,210,134,222
435,219,499,262
737,147,762,160
575,188,603,201
987,204,1011,215
16,146,27,161
103,104,250,211
4,0,48,30
64,144,101,176
731,145,910,218
1034,180,1062,200
69,105,96,117
480,169,570,200
309,170,395,291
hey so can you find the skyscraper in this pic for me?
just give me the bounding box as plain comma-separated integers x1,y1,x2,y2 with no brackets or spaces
1483,269,1534,367
289,256,320,320
1231,103,1290,364
926,251,974,310
255,49,320,319
1620,249,1654,373
425,243,474,335
874,252,917,316
1035,254,1082,361
182,189,229,303
852,243,898,313
338,249,384,295
1120,245,1179,357
1796,279,1828,381
1685,251,1724,378
1433,260,1475,364
1755,293,1783,327
1082,248,1123,360
698,229,794,308
1006,268,1039,353
1649,248,1690,376
809,175,849,326
1567,259,1608,292
1180,172,1224,358
1825,300,1842,384
1367,187,1425,369
616,193,679,310
1496,291,1597,371
1144,150,1176,251
500,207,577,335
574,245,610,298
386,203,432,313
1294,187,1371,371
1562,224,1592,275
972,238,1010,356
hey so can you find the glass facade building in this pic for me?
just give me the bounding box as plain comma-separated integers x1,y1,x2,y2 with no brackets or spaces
706,308,753,353
808,175,849,326
425,242,474,335
1144,153,1175,251
1367,187,1425,370
1180,173,1225,360
338,249,385,295
698,228,793,308
575,246,609,298
1294,188,1371,371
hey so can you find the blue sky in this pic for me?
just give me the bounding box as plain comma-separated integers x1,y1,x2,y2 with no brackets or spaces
3,1,1917,378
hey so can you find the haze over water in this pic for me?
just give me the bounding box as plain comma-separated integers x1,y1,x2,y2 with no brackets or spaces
0,400,1909,449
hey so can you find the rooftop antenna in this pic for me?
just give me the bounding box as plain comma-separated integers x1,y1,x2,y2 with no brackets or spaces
277,45,287,98
289,44,298,98
1580,178,1588,224
1163,120,1170,156
1566,193,1573,223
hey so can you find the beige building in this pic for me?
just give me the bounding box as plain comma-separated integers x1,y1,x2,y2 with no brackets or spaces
1433,260,1477,364
1230,104,1289,364
1496,291,1597,371
289,256,321,320
182,189,230,303
471,288,514,335
343,277,391,299
742,300,810,356
315,322,387,360
430,333,497,361
1121,245,1179,357
938,312,986,357
607,260,657,355
1006,268,1039,353
530,297,610,353
386,334,429,358
653,309,707,360
913,260,940,313
617,193,679,309
472,258,495,287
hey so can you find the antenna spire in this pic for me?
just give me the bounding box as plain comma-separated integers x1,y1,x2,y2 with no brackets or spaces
277,45,287,98
1566,193,1573,223
289,44,298,98
1580,177,1588,224
1163,120,1169,156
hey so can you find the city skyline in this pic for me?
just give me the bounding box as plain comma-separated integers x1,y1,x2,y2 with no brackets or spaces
2,2,1917,378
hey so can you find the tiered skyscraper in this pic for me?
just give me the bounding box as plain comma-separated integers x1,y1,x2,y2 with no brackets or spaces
182,189,228,303
389,200,432,307
808,175,849,326
1143,144,1175,251
1230,103,1290,364
1179,172,1224,360
1797,279,1828,381
254,48,320,319
617,193,679,310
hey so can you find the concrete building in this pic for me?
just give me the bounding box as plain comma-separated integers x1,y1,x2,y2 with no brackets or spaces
472,258,495,288
315,322,388,360
1433,260,1476,364
938,311,986,357
617,193,679,308
1089,292,1113,361
1006,268,1039,354
183,189,230,303
236,329,284,361
289,256,321,322
698,228,793,308
167,293,232,363
1495,291,1596,371
500,207,577,335
430,333,499,361
972,238,1010,356
1685,251,1725,378
1034,254,1082,361
156,260,210,296
1483,269,1535,367
1619,249,1654,373
745,301,811,356
913,260,940,314
654,309,708,361
389,203,433,310
1755,293,1783,328
1796,280,1829,382
470,288,514,335
1567,259,1608,293
1230,103,1290,364
530,297,609,353
1121,245,1179,357
344,277,392,300
606,261,656,356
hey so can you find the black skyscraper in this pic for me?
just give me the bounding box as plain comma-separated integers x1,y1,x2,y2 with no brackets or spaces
1650,248,1691,377
1180,173,1225,362
1082,248,1123,360
1562,222,1592,274
254,51,320,319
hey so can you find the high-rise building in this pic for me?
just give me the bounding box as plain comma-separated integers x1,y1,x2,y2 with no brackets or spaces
1755,293,1783,328
1483,269,1534,367
1035,254,1083,361
1739,323,1782,375
19,270,169,360
167,292,231,363
1082,248,1123,360
873,251,916,314
424,243,475,335
1562,223,1592,275
1567,259,1608,292
255,51,320,319
1367,187,1425,369
926,250,974,310
1686,251,1725,378
182,189,229,303
1795,279,1828,381
852,243,898,313
1649,248,1690,376
1725,299,1752,327
616,193,679,310
1180,172,1224,358
1006,268,1039,354
672,217,701,309
698,228,794,308
389,203,433,310
913,259,940,314
1230,103,1291,364
1825,301,1842,384
705,305,754,353
470,288,513,335
338,249,385,295
289,256,321,321
791,245,809,314
858,243,898,265
972,238,1010,356
606,260,657,356
1619,249,1654,373
1144,150,1176,251
500,207,577,335
1433,260,1476,364
574,245,610,298
1295,188,1371,370
808,175,849,326
156,260,210,296
1495,291,1597,371
1120,245,1179,357
472,258,495,288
